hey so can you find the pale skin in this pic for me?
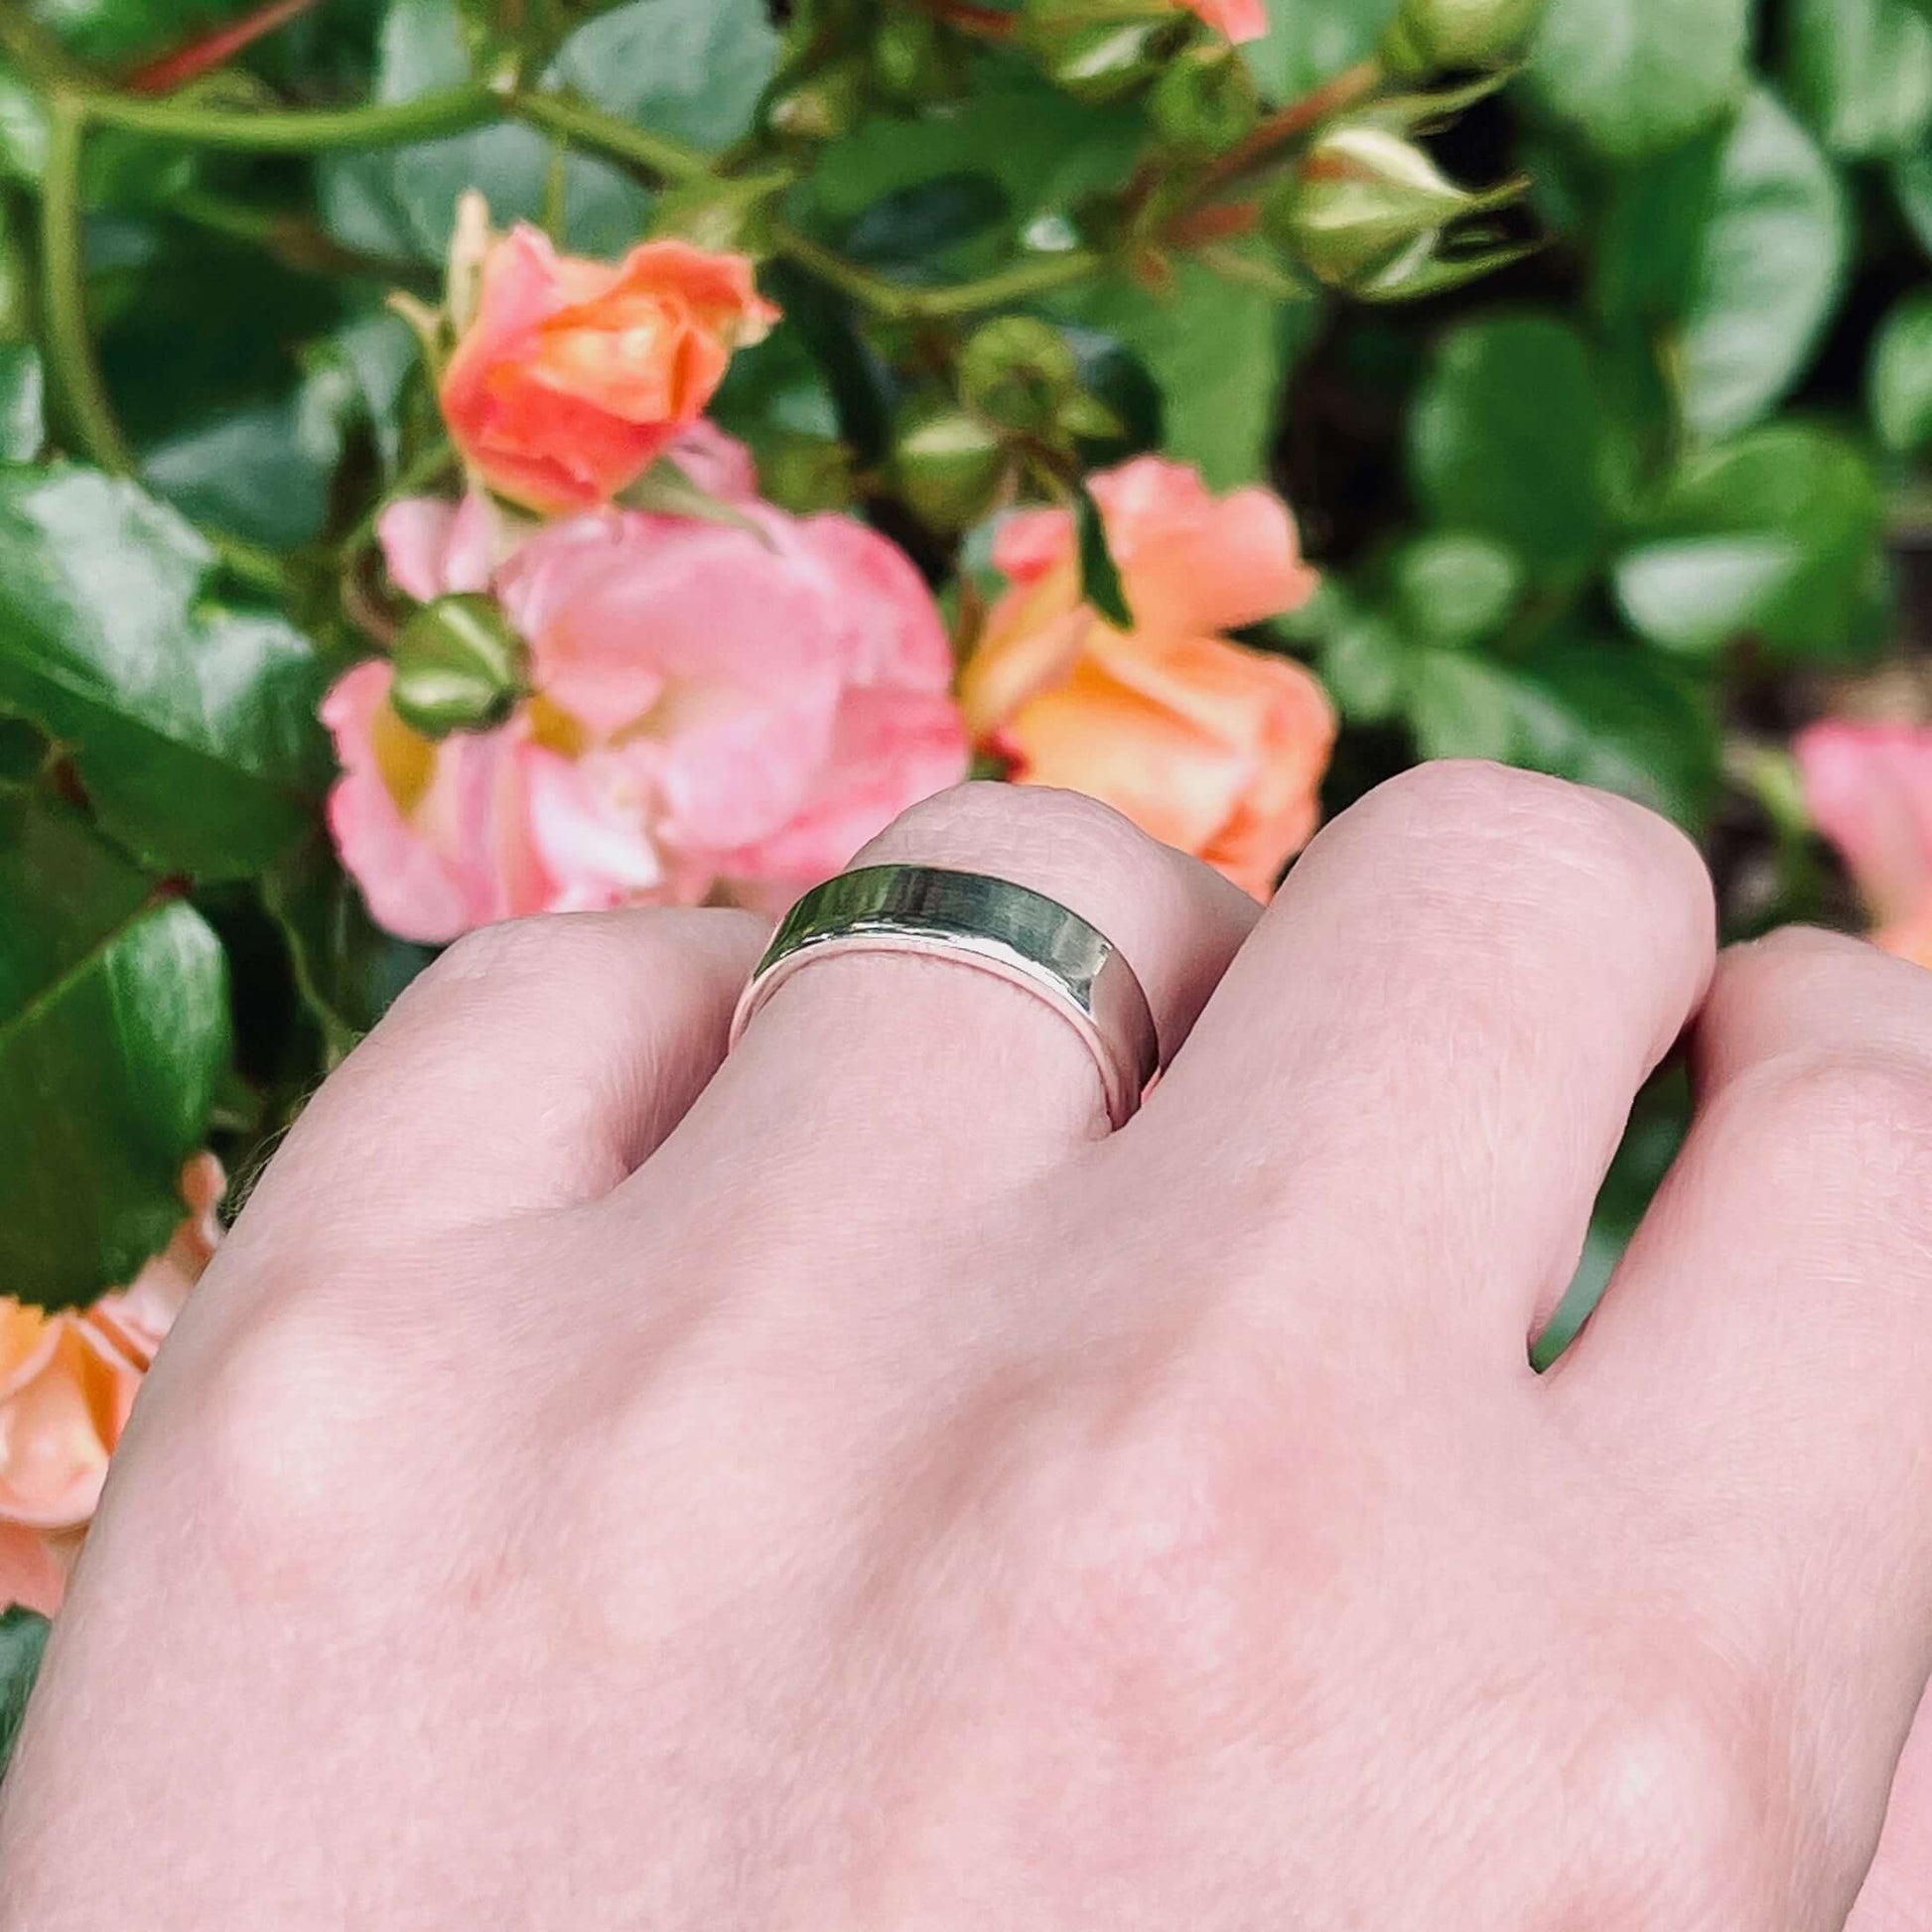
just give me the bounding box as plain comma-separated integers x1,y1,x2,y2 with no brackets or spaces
4,761,1932,1928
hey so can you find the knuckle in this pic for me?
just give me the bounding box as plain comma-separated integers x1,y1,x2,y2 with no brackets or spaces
1734,1044,1932,1175
424,910,613,992
1008,1370,1280,1722
1359,759,1707,902
1563,1650,1786,1923
862,778,1166,880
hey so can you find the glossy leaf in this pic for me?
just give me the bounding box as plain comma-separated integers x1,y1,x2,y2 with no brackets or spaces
1676,88,1850,442
1896,150,1932,254
1405,642,1719,826
24,0,259,64
1528,0,1751,159
838,174,1012,275
1407,315,1608,575
1612,424,1887,659
0,467,328,879
1056,258,1314,488
1785,0,1932,159
0,1606,49,1778
1390,532,1523,645
0,793,229,1308
1870,291,1932,455
323,0,776,261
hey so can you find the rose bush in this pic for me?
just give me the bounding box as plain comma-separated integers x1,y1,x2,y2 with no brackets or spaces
0,0,1925,1765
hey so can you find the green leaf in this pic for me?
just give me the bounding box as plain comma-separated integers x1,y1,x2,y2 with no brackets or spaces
1896,150,1932,254
1592,129,1725,327
0,466,328,879
1055,257,1314,487
1073,480,1134,629
0,793,229,1308
265,835,434,1056
1389,531,1523,645
1242,0,1399,100
323,0,776,261
838,173,1011,275
1784,0,1932,159
1612,423,1887,659
0,343,42,463
0,1605,49,1779
0,714,46,782
1870,291,1932,455
1527,0,1751,160
1676,87,1850,442
1407,314,1607,576
1405,641,1720,826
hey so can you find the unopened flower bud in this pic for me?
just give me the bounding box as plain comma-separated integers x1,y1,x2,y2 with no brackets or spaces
388,595,524,739
767,57,869,141
1149,43,1260,152
1274,121,1520,290
889,398,1008,531
958,317,1081,433
1024,0,1174,98
1379,0,1542,76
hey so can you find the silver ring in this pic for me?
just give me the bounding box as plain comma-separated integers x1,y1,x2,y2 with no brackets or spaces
728,865,1160,1129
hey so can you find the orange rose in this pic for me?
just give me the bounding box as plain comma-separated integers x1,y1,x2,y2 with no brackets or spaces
439,223,779,515
960,457,1332,898
0,1156,222,1616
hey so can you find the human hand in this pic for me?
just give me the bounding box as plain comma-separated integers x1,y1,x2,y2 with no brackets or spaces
3,762,1930,1929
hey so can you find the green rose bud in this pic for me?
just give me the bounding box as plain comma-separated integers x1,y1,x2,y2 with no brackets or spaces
388,595,525,740
1149,43,1261,153
889,397,1009,531
1023,0,1180,98
1379,0,1543,76
958,317,1082,433
1274,121,1524,291
767,56,869,141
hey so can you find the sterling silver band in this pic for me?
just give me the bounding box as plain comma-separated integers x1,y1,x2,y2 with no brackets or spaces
728,865,1160,1129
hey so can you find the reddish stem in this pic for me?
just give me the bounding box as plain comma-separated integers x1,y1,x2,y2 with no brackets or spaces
915,0,1019,40
127,0,320,95
1195,57,1381,196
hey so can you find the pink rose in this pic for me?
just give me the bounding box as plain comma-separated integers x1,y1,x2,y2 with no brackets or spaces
326,440,968,942
1,1155,223,1617
1795,721,1932,967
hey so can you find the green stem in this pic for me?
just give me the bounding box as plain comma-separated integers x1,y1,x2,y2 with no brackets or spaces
40,94,133,475
207,529,294,598
509,89,710,185
889,247,1105,321
77,83,499,152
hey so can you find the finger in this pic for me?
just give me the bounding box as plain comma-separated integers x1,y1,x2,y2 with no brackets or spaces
1149,761,1715,1353
1548,929,1932,1881
240,907,765,1245
662,781,1259,1191
1848,1682,1932,1932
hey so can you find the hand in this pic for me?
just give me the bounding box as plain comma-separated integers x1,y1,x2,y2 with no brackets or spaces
4,762,1930,1929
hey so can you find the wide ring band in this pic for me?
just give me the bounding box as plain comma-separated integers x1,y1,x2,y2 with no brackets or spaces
728,865,1160,1129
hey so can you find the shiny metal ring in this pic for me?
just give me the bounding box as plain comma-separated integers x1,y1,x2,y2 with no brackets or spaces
728,865,1160,1129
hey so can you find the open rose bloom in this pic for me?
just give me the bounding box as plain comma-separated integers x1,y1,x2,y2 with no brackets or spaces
325,433,968,943
961,457,1332,899
1795,722,1932,968
1,1156,223,1616
440,224,779,514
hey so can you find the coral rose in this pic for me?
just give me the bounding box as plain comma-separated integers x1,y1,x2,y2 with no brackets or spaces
960,456,1330,898
326,442,968,942
0,1156,222,1617
1795,721,1932,967
1181,0,1269,43
440,223,778,515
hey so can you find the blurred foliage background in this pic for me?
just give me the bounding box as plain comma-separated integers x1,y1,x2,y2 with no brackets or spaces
0,0,1926,1347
